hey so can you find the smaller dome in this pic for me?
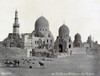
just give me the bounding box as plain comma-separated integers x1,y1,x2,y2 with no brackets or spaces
59,24,69,37
75,33,81,40
74,33,82,47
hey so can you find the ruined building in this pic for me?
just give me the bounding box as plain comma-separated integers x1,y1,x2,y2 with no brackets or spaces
3,10,23,48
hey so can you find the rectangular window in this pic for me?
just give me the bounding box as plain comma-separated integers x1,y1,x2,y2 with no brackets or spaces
35,41,36,44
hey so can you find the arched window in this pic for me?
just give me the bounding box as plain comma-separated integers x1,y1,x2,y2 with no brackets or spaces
47,39,48,43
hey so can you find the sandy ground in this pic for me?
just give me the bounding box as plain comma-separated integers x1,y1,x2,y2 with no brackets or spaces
0,52,100,76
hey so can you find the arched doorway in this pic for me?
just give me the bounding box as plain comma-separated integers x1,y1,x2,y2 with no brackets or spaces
59,44,63,52
69,44,71,48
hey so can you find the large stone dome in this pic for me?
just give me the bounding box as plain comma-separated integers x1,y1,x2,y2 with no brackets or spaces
59,24,69,37
35,16,49,31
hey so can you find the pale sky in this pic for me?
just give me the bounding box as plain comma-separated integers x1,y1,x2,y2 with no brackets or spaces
0,0,100,43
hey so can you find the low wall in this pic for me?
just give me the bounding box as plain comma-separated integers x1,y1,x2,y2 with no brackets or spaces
71,47,87,54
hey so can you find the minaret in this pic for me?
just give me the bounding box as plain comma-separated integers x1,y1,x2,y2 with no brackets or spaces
13,10,20,34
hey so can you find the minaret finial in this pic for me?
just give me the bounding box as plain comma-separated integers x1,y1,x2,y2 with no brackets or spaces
13,9,19,34
14,9,19,25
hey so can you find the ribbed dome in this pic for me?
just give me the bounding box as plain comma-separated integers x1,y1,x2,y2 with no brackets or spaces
59,24,69,37
75,33,81,40
35,16,49,31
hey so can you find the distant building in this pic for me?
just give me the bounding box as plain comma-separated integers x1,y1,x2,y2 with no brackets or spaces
87,35,94,48
73,33,83,47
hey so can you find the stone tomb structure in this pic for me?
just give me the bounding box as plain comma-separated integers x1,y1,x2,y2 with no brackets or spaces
73,33,83,47
54,24,73,53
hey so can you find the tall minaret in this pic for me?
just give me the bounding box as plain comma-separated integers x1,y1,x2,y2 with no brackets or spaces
13,10,20,34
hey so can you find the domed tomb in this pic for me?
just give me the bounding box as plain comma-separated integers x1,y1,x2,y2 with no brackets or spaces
54,24,73,53
73,33,82,47
59,24,69,37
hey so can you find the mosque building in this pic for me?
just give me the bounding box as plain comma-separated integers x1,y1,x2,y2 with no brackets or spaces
21,16,54,57
2,10,99,57
3,10,23,48
21,16,54,50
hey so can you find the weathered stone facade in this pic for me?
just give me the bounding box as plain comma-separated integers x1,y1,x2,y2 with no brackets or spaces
54,24,73,53
22,16,54,50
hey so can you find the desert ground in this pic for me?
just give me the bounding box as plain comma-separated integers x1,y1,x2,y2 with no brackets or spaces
0,43,99,76
0,49,100,76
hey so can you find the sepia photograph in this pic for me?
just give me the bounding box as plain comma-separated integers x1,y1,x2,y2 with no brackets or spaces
0,0,100,76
